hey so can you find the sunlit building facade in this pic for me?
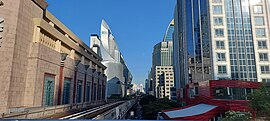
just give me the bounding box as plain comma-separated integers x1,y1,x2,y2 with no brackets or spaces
0,0,107,114
174,0,270,98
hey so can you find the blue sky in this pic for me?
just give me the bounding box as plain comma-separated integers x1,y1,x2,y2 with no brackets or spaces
46,0,176,85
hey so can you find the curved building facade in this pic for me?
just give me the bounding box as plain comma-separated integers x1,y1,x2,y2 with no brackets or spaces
90,20,133,98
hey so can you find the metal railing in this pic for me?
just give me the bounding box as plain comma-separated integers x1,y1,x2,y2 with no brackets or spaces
1,99,117,119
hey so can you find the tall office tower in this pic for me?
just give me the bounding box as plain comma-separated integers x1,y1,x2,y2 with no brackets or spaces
90,20,133,98
174,0,270,98
151,20,175,98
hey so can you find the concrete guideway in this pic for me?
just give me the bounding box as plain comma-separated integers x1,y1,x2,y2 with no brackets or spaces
58,101,125,119
93,99,138,120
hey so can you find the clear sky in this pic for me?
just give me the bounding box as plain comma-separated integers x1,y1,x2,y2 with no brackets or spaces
46,0,176,86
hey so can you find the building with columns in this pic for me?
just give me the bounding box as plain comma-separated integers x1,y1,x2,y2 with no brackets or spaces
0,0,107,114
90,20,133,98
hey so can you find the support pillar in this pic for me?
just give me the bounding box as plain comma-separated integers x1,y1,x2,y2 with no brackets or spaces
73,70,77,103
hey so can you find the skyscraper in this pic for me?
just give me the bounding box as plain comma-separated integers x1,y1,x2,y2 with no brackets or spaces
174,0,270,98
151,20,175,98
90,20,133,98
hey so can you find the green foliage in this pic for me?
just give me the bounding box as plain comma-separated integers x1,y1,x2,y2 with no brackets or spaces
140,95,181,120
140,95,156,106
248,85,270,117
222,111,252,121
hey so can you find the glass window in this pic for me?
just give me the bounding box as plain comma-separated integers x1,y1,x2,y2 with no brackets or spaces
216,41,225,49
256,28,266,37
262,78,270,83
261,66,270,74
213,0,222,3
62,78,71,104
217,53,226,61
254,5,263,14
258,41,267,49
259,53,268,61
218,65,227,74
43,74,55,106
214,17,223,26
76,80,83,103
215,29,224,37
213,5,223,14
254,16,264,26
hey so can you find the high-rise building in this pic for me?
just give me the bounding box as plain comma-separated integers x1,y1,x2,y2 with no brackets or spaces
174,0,270,98
155,66,174,99
90,20,133,98
151,20,175,98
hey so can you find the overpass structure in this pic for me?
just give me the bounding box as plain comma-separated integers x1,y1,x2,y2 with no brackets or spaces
1,99,138,120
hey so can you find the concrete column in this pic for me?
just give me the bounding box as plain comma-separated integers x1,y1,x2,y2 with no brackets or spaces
83,73,87,102
70,49,75,60
57,66,64,105
55,40,61,52
91,76,95,101
73,70,77,104
33,26,41,43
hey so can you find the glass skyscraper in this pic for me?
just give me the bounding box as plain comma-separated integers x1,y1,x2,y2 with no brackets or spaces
151,20,175,97
174,0,270,97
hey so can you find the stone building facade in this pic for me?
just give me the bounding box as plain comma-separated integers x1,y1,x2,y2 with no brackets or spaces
0,0,107,113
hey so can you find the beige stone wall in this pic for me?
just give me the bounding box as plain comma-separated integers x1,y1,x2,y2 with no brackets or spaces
0,0,107,114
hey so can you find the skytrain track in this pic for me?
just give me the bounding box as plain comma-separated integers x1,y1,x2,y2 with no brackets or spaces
58,101,124,119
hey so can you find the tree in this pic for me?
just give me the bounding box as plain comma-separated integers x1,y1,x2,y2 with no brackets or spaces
140,96,181,120
222,111,251,121
248,85,270,119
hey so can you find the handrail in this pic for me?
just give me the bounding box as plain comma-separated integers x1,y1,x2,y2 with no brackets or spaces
1,99,118,119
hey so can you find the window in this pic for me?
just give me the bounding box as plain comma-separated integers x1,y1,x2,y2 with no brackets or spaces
214,17,223,26
254,17,264,26
261,66,270,74
213,0,222,3
262,78,270,83
215,29,224,37
62,78,71,104
258,41,267,49
217,53,226,61
76,80,83,103
43,74,55,106
259,53,268,61
213,5,222,14
218,65,227,74
216,41,225,49
256,28,266,37
254,5,263,14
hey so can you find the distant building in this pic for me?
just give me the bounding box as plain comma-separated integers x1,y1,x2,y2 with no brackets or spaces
155,66,174,99
0,0,106,114
90,20,133,98
145,79,149,94
151,20,175,99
